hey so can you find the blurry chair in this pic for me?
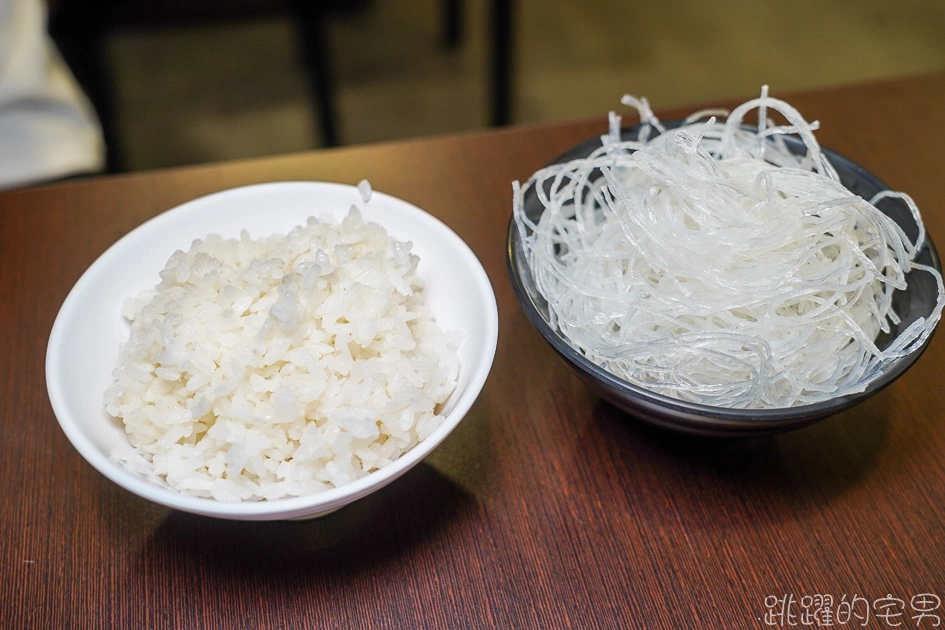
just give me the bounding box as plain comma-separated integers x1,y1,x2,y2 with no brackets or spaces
48,0,514,173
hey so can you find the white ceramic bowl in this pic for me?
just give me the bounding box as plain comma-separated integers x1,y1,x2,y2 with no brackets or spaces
47,182,498,520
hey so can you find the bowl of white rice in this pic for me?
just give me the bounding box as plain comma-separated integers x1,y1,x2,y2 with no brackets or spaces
47,181,498,520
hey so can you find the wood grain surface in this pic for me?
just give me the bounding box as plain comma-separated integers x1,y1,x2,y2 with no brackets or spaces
2,72,944,629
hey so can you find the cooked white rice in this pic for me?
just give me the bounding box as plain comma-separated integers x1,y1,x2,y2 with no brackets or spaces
104,207,461,501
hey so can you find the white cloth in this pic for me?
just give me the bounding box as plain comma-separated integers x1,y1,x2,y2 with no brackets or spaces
0,0,105,189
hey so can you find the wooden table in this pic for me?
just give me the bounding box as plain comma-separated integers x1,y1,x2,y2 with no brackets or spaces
3,72,944,629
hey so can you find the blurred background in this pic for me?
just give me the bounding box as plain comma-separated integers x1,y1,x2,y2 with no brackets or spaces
55,0,945,172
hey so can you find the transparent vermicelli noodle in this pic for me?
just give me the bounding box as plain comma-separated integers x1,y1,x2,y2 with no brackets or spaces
512,87,944,409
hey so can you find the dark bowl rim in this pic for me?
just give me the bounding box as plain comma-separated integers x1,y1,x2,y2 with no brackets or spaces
506,121,942,431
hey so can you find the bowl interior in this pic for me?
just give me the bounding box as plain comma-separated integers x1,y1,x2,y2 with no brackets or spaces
507,124,942,435
47,182,498,519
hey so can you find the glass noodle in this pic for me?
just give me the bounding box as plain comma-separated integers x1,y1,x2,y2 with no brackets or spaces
512,87,944,409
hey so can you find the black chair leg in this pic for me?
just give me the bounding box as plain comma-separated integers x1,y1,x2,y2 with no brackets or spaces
442,0,462,49
290,7,340,148
490,0,513,127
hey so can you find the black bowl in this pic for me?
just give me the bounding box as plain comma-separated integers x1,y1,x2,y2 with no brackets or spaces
507,123,942,436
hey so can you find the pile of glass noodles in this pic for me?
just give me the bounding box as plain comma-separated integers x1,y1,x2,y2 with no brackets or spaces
512,88,944,409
